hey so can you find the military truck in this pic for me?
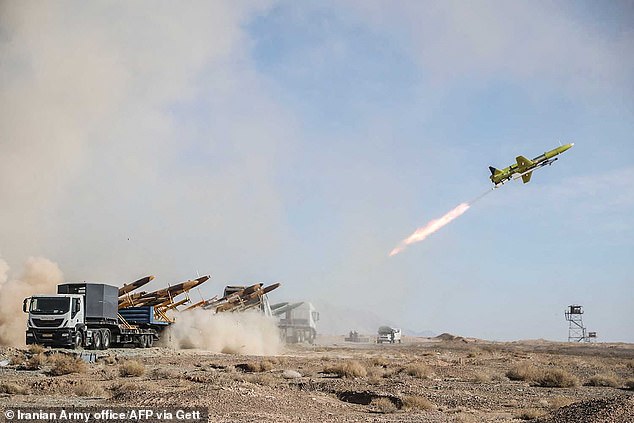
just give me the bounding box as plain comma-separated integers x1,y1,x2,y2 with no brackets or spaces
277,302,319,344
24,283,169,349
377,326,401,344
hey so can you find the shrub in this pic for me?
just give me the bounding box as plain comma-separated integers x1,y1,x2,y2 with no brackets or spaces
507,363,579,388
367,366,387,385
403,395,435,411
9,355,25,366
119,360,145,377
366,366,385,379
323,360,367,378
97,355,117,365
150,367,180,380
371,397,397,413
535,369,579,388
258,360,274,371
0,382,29,395
506,362,540,381
49,354,86,376
25,353,47,370
370,356,390,367
28,344,45,355
404,363,432,379
471,371,491,383
585,374,619,388
239,360,274,373
74,381,104,397
110,382,139,399
247,373,276,386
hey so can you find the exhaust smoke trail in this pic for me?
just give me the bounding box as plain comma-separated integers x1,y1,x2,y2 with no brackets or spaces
389,189,493,256
389,203,470,256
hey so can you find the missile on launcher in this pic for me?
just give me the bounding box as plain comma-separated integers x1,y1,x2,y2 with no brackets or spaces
118,275,155,297
119,275,210,309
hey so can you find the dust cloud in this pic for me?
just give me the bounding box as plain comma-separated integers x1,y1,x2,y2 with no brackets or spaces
0,257,63,346
165,309,282,356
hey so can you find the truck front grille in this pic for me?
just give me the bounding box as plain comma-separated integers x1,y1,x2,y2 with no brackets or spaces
32,318,64,327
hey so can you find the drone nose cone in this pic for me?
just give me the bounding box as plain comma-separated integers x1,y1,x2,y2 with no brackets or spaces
560,142,574,152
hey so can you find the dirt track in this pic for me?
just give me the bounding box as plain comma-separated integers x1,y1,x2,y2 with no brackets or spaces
1,337,633,422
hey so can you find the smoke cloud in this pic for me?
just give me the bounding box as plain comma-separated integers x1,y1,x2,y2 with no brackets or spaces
164,309,282,356
0,257,64,346
0,2,292,285
389,203,471,256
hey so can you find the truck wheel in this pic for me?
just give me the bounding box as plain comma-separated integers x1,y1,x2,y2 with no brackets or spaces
74,332,83,349
100,329,110,350
136,335,147,348
91,331,102,350
146,335,154,348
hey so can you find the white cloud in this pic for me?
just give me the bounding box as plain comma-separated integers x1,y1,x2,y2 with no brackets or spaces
346,1,633,97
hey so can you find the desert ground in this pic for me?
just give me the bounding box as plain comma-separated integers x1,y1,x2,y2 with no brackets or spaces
1,336,633,422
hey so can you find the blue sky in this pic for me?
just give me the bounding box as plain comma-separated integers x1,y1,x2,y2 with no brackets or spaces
1,1,632,341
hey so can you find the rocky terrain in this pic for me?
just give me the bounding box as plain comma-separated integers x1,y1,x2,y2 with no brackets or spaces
1,337,633,422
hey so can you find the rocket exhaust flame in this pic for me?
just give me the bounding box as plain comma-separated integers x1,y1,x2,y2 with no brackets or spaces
389,188,493,256
389,203,470,256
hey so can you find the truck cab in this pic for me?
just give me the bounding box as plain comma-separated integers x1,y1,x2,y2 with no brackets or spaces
377,326,402,344
24,283,121,349
24,294,85,348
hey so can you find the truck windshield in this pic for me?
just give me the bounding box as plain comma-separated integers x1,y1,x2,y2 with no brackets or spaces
29,297,70,315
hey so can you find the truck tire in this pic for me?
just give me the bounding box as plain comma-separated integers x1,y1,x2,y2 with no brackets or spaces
73,332,83,349
146,334,154,348
136,335,147,349
100,329,110,350
91,331,102,350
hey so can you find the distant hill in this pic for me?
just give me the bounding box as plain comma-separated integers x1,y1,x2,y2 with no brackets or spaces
404,328,437,337
306,299,435,337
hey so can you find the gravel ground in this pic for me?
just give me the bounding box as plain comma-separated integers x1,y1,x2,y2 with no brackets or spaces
536,395,634,423
1,338,633,422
